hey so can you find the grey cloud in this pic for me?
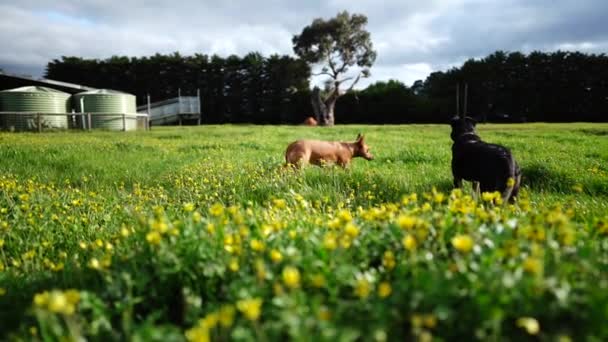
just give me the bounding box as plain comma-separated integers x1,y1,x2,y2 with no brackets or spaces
1,0,606,87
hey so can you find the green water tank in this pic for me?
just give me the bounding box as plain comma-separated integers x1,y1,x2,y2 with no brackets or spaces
73,89,137,131
0,86,70,131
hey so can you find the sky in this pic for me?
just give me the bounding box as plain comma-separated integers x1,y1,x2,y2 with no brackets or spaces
1,0,607,89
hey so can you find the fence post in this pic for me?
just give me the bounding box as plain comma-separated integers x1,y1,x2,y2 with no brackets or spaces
87,113,92,131
37,113,42,133
147,94,151,131
122,113,127,132
197,88,201,125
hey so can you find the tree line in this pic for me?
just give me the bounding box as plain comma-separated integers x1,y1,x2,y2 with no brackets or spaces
46,53,311,124
45,50,608,124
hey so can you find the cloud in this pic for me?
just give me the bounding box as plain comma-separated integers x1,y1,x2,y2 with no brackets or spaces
1,0,607,88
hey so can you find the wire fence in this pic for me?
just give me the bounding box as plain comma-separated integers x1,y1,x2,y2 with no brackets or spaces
0,112,150,132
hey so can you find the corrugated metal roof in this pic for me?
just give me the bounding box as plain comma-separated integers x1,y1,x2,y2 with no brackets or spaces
0,71,97,92
0,86,71,94
76,89,133,95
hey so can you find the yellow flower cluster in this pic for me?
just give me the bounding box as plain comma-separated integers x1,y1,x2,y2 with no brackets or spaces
33,289,81,315
185,305,236,342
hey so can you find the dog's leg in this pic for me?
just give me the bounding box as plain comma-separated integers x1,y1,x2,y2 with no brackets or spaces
453,177,463,188
472,181,480,200
508,172,522,203
501,185,514,205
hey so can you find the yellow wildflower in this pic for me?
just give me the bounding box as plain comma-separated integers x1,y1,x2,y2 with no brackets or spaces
146,231,162,245
397,215,416,230
200,312,219,329
236,298,263,321
183,202,195,212
46,292,68,313
572,184,583,193
185,325,209,342
433,192,446,204
272,199,286,209
88,258,101,270
354,278,371,299
451,234,474,253
218,305,236,327
318,306,331,321
523,257,543,275
323,233,338,250
250,239,265,252
382,250,396,270
270,249,283,263
482,192,497,202
209,203,224,217
423,314,437,328
311,273,326,288
229,258,239,272
378,282,392,298
120,227,130,237
337,209,353,223
517,317,540,335
206,223,215,235
402,235,417,251
282,266,301,289
344,223,360,238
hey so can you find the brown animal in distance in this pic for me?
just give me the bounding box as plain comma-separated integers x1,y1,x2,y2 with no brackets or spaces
302,117,318,126
285,133,373,169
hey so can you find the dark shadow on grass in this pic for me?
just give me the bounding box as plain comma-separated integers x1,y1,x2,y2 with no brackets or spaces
578,128,608,136
156,135,183,140
380,150,444,165
177,143,223,153
523,163,575,194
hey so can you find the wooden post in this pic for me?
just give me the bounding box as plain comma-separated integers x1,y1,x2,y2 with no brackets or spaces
464,83,468,117
80,98,86,130
87,113,92,131
179,115,182,126
147,94,151,131
37,113,42,133
122,113,127,131
197,88,201,125
456,83,460,117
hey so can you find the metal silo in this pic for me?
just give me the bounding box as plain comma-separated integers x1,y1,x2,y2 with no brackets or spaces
0,86,70,131
73,89,137,131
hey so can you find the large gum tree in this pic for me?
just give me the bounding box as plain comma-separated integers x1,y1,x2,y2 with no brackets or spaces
293,11,377,125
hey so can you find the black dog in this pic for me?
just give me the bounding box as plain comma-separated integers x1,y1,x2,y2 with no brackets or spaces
450,116,521,202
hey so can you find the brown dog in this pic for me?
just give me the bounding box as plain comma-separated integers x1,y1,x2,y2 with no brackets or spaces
302,117,318,126
285,133,373,168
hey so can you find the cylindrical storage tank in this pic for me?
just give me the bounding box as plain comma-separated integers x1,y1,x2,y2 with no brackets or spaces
0,86,70,131
73,89,137,131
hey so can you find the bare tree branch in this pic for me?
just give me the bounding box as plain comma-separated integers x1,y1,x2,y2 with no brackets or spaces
337,75,355,83
312,71,334,77
327,54,339,79
344,73,362,94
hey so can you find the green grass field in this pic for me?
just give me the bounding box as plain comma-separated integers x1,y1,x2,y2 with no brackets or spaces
1,123,607,341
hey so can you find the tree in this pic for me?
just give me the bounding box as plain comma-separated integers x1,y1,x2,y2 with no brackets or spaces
293,11,377,125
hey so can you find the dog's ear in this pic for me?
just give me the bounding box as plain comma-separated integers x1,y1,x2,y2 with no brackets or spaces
450,116,461,126
356,133,362,141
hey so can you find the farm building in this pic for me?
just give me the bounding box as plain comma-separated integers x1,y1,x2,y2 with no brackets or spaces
0,72,148,131
0,71,96,94
137,92,202,126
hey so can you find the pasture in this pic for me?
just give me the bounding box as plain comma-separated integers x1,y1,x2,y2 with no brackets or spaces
0,123,607,341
